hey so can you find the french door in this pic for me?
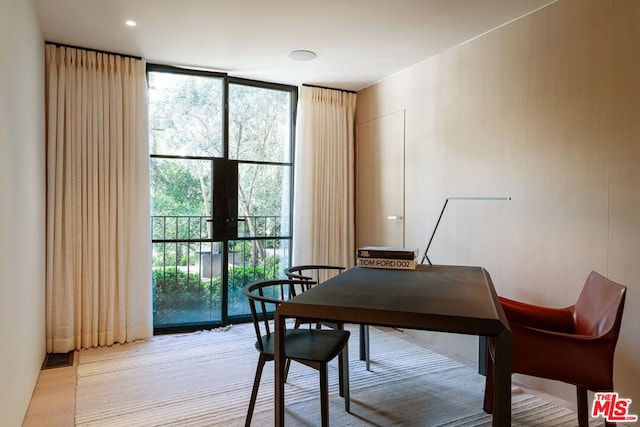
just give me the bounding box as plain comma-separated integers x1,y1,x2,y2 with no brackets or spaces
148,66,296,331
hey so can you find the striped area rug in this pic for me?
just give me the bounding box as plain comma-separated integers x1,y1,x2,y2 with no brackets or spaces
75,323,589,426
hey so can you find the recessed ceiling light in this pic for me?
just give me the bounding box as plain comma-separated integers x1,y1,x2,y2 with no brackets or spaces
125,20,137,27
288,50,317,61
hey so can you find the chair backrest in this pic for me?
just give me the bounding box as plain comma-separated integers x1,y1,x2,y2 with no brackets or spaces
573,271,627,338
284,265,345,296
242,279,309,352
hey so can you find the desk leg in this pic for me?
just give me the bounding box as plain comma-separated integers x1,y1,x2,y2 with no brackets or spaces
492,329,512,427
275,312,285,427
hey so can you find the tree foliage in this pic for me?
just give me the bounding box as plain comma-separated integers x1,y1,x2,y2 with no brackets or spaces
148,71,292,267
148,71,292,326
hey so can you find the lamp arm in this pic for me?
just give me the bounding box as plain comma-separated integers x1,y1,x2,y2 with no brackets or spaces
421,198,450,265
420,196,511,265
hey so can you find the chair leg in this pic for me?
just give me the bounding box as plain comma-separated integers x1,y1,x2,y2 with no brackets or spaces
577,387,616,427
359,325,372,371
576,386,589,427
284,358,291,382
337,349,344,397
336,322,348,400
284,319,305,383
319,364,329,427
483,342,494,414
340,342,350,412
245,355,267,427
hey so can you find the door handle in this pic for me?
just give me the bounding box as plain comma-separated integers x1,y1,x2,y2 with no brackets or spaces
387,215,403,220
225,218,247,223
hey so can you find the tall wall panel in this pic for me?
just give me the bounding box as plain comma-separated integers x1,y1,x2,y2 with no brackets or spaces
355,0,639,407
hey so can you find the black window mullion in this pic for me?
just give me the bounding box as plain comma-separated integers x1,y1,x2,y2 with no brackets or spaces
148,64,296,333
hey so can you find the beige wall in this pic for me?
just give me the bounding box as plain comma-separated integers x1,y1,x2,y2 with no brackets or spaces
0,0,46,425
356,0,640,408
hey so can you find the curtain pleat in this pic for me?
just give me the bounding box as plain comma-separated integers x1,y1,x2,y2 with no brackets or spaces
45,45,152,352
293,86,356,268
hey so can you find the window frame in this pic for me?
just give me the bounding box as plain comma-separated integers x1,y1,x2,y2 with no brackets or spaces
147,64,298,333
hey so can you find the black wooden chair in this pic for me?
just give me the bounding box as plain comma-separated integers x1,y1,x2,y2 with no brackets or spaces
285,265,371,371
243,279,350,427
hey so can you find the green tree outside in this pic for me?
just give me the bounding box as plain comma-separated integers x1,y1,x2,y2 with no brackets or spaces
148,70,293,326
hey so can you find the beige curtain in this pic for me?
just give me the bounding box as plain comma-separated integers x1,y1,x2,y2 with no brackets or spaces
293,86,356,268
45,45,152,352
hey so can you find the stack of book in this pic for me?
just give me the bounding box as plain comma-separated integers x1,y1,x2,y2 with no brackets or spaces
356,246,419,270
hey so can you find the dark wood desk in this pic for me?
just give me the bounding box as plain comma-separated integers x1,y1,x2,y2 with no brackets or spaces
274,264,512,426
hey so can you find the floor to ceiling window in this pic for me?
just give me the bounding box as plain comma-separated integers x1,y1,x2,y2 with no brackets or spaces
148,65,296,332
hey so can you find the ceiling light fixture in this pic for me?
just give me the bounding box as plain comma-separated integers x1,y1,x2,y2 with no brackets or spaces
125,20,137,27
288,50,317,61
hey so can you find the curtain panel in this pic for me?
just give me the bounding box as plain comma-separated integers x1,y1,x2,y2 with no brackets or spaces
293,86,356,268
45,45,152,352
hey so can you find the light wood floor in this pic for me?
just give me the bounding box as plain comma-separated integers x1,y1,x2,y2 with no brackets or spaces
21,335,579,427
22,353,77,427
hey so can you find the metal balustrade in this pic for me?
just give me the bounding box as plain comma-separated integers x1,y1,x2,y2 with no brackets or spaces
151,215,291,327
151,215,284,241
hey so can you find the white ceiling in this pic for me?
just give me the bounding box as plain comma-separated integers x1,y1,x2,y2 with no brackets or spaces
34,0,555,92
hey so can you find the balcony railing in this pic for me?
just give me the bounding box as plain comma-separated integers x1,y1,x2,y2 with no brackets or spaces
151,215,286,241
150,215,291,327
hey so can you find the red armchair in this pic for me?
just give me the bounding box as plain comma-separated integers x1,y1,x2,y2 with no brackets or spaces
484,271,627,427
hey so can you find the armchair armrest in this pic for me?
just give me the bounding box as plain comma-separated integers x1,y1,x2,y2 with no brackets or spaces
499,296,575,334
511,323,617,389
